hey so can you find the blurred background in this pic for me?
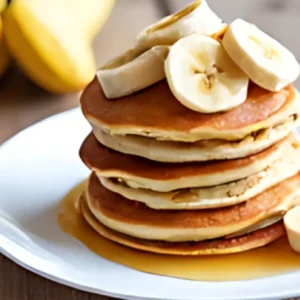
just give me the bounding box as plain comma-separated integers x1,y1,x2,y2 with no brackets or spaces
0,0,299,144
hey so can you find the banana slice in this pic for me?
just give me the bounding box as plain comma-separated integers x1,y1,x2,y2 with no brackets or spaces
97,0,227,99
284,206,300,254
137,0,226,48
222,18,300,92
97,45,169,99
165,34,249,113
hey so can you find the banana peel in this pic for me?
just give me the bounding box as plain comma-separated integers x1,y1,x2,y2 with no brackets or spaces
3,0,115,94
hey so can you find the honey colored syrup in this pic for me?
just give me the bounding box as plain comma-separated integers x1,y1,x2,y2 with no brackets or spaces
58,181,300,282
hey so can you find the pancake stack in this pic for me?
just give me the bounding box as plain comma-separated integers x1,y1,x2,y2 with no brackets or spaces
78,1,300,255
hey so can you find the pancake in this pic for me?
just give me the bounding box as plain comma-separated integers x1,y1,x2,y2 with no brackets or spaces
80,194,285,255
99,145,300,210
92,116,298,162
80,77,300,142
80,133,294,192
86,172,300,242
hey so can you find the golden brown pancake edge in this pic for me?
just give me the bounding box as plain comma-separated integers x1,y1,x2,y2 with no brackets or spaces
80,193,285,255
79,132,289,181
80,77,295,136
86,172,300,229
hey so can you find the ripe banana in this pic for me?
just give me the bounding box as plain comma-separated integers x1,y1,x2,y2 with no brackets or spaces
71,0,115,41
222,18,300,92
284,206,300,254
0,0,6,13
97,0,227,99
3,0,115,94
165,34,249,113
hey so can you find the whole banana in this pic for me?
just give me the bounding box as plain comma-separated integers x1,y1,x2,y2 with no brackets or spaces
3,0,115,93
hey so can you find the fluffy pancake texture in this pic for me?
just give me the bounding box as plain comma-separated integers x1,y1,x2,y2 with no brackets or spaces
80,193,285,255
80,133,293,192
85,172,300,242
99,144,300,210
80,78,300,142
92,117,298,162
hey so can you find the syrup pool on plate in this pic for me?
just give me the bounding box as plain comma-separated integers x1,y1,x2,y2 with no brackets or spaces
58,181,300,282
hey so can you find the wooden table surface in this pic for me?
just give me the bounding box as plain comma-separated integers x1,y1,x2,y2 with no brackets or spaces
0,1,299,299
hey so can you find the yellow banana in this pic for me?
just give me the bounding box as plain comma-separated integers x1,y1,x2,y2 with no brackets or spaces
3,0,115,93
0,0,6,13
71,0,115,41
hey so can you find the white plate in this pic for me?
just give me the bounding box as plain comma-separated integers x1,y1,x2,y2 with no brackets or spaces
0,108,300,300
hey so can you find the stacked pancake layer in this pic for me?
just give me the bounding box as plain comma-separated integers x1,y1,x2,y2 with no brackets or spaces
77,1,300,255
78,76,300,255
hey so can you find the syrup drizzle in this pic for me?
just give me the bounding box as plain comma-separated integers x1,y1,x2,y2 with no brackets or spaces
58,181,300,281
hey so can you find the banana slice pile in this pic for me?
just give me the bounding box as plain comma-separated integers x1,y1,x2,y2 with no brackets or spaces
97,0,300,114
97,0,226,99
